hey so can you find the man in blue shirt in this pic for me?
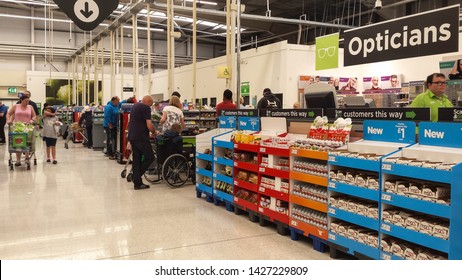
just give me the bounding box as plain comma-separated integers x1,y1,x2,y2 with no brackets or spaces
103,96,120,160
0,101,8,144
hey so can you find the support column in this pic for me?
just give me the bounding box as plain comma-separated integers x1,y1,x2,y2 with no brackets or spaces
110,31,115,99
226,0,231,90
31,8,35,71
236,0,242,106
147,3,152,95
192,0,197,103
101,36,105,104
132,14,139,98
120,25,124,99
167,0,175,94
82,37,87,106
94,41,99,105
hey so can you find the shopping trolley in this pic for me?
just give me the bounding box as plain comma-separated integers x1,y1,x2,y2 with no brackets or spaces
8,123,37,170
64,122,88,149
120,141,134,182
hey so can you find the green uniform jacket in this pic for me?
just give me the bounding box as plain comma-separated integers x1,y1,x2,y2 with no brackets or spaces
409,89,453,122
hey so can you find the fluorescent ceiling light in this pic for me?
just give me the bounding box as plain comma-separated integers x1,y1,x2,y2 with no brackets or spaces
184,0,218,6
198,20,218,27
174,16,193,23
212,24,227,30
122,25,164,32
99,23,163,32
151,11,167,19
0,13,71,23
0,0,57,7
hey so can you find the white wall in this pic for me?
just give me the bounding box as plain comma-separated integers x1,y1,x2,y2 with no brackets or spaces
151,34,462,108
151,41,293,105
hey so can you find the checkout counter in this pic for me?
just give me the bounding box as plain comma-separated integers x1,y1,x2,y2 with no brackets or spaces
92,108,105,150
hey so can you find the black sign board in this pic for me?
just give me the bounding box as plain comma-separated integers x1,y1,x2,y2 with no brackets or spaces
409,81,426,87
219,109,258,117
344,5,459,66
325,108,430,122
264,109,323,119
438,108,462,122
53,0,119,31
123,87,134,92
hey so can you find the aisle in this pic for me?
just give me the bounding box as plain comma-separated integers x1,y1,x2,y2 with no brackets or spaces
0,136,330,260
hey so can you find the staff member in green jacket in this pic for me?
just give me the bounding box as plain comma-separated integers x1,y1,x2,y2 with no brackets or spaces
409,73,453,122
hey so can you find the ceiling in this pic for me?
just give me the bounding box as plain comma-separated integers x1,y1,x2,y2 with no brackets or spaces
0,0,460,64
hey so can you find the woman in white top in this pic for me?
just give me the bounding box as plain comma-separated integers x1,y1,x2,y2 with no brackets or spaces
160,96,186,133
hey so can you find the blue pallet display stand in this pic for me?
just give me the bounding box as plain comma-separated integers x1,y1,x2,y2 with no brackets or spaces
328,120,416,260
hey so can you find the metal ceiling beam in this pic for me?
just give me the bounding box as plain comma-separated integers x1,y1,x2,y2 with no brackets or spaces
152,1,353,30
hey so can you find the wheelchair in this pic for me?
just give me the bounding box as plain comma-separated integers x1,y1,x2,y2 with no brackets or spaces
143,135,196,188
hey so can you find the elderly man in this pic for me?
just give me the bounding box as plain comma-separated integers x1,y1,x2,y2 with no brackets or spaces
103,96,120,160
128,95,156,190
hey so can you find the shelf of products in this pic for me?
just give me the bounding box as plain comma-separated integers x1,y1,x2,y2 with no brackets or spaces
195,128,233,202
258,143,290,226
289,147,329,241
212,132,235,207
183,110,217,130
378,122,462,260
327,120,416,260
233,142,260,213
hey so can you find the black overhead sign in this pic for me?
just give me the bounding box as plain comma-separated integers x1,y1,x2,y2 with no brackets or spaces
264,109,323,119
53,0,119,31
344,5,459,66
219,109,258,117
325,108,430,122
438,108,462,122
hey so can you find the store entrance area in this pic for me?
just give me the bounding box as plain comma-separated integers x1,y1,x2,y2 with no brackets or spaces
0,139,330,260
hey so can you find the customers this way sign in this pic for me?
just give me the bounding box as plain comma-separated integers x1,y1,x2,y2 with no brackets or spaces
344,5,459,66
53,0,119,31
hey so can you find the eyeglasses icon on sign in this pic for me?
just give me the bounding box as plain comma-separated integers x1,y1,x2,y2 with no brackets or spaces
317,46,336,58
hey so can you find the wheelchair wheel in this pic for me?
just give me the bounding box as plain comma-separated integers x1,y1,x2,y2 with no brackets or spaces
121,169,127,178
162,154,189,188
144,153,163,184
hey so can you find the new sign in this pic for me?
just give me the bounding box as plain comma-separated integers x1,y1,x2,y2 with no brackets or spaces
53,0,119,31
344,5,459,66
363,120,416,143
419,122,462,149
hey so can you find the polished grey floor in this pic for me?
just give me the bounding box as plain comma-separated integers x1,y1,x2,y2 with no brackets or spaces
0,133,331,260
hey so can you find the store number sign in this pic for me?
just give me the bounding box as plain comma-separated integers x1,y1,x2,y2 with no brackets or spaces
53,0,119,31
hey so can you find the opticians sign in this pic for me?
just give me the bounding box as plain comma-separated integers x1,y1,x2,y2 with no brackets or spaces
344,5,459,66
53,0,119,31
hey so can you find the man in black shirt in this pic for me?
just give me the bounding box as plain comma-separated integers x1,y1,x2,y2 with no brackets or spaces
256,88,282,109
17,91,39,116
128,95,156,190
